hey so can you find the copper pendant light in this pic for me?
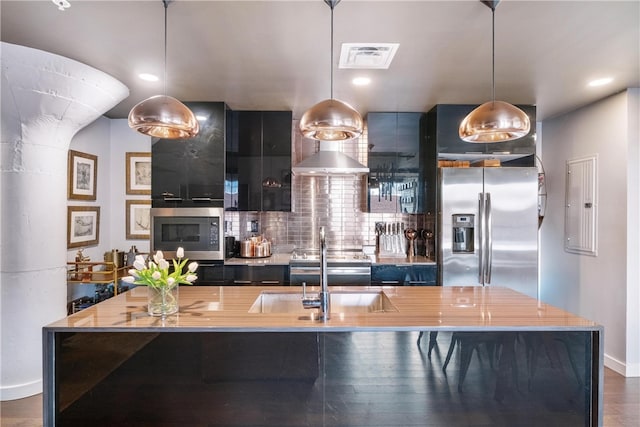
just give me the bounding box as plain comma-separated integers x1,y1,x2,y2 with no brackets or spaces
128,1,198,139
459,0,530,143
299,0,363,141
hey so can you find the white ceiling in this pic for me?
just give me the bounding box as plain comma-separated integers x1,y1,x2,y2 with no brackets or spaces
1,0,638,121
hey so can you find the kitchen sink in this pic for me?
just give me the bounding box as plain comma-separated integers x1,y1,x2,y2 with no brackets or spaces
248,291,398,314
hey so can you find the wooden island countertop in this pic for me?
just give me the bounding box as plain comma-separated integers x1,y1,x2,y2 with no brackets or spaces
44,285,604,427
45,285,600,332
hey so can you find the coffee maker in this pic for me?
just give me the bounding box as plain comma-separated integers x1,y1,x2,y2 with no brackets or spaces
225,236,236,259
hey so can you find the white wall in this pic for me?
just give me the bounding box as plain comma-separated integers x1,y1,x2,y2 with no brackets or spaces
625,88,640,376
540,89,640,376
66,118,150,301
108,119,151,252
67,117,112,263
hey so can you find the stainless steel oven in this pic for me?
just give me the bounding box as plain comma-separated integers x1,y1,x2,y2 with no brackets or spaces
289,250,371,286
150,207,224,260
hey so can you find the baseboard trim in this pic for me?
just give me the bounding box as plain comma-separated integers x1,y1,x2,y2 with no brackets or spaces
624,362,640,377
604,354,640,377
0,379,42,401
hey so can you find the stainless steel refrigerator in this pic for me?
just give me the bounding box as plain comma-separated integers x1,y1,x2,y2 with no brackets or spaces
438,167,539,298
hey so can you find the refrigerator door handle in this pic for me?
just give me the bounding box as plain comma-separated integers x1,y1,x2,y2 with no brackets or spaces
485,192,493,284
478,193,484,285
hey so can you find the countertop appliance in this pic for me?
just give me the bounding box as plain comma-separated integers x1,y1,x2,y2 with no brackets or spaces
224,236,236,259
438,167,538,298
289,249,371,286
151,207,224,261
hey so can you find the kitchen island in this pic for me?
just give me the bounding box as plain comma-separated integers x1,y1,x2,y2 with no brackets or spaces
43,285,602,426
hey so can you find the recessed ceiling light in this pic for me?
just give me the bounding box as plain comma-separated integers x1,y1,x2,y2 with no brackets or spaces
138,73,159,82
352,77,371,86
196,115,208,121
587,77,613,87
52,0,70,12
339,43,399,69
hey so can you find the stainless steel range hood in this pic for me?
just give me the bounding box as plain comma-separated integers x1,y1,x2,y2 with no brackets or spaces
292,141,369,175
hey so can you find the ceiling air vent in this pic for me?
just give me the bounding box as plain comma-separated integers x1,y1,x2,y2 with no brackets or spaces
339,43,399,69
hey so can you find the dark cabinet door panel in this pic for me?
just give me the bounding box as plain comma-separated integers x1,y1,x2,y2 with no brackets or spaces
152,139,188,201
224,265,289,285
152,102,227,207
367,112,425,213
372,264,436,286
184,102,226,201
227,110,291,212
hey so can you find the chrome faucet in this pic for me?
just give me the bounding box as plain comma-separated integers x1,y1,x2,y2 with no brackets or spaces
302,226,330,320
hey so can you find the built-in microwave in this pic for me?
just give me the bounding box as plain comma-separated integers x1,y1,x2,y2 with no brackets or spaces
150,207,224,261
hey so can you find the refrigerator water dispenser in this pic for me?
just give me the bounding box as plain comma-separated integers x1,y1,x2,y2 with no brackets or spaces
452,214,474,253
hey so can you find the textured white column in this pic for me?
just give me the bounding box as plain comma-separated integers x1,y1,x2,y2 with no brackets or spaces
0,42,129,400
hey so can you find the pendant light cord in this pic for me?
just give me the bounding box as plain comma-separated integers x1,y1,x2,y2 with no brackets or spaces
491,5,495,103
329,2,334,100
163,0,168,96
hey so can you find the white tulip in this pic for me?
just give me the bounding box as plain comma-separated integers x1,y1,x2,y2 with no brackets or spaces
176,247,184,258
135,254,145,264
186,274,197,283
167,277,176,286
151,271,161,280
153,250,164,263
133,260,146,271
128,269,139,278
122,276,135,283
148,261,157,269
158,259,170,270
188,261,198,273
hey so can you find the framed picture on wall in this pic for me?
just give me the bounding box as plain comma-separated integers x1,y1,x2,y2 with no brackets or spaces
67,206,100,248
126,152,151,195
126,199,151,240
68,150,97,200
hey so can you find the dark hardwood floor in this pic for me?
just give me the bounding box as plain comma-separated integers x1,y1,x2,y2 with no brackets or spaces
1,332,638,426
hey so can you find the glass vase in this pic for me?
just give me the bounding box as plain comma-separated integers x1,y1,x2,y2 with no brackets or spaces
147,285,179,316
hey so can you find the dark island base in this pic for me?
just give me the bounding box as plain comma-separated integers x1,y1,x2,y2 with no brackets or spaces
54,331,596,426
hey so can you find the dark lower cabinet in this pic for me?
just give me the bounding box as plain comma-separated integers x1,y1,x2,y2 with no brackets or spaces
194,261,225,285
224,265,289,285
372,264,436,286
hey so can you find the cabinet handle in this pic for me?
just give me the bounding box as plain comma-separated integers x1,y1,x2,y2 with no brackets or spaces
192,197,212,202
163,197,183,202
233,280,251,284
381,280,400,284
261,280,280,284
408,281,428,285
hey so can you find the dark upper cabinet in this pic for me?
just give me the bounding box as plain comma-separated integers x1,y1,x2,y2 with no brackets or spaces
226,110,292,212
152,101,228,207
427,104,536,166
367,112,426,213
